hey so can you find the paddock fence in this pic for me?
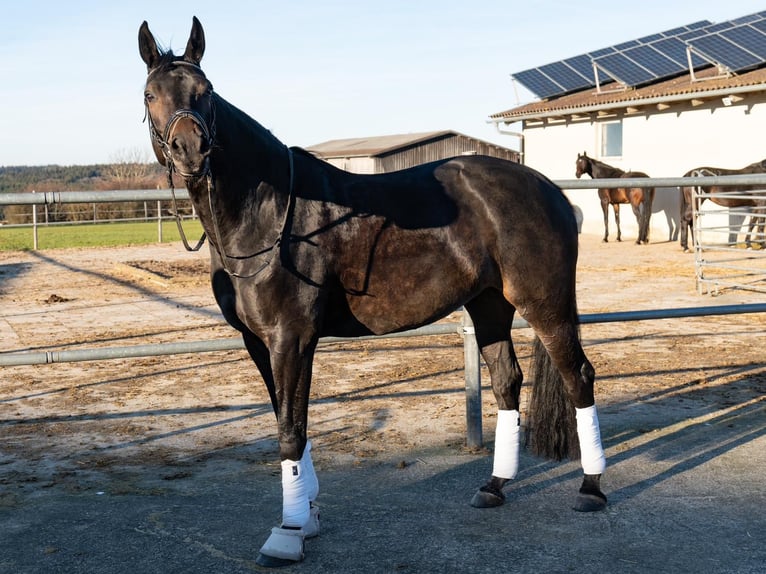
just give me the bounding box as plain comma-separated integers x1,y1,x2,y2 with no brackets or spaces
690,187,766,295
2,174,766,447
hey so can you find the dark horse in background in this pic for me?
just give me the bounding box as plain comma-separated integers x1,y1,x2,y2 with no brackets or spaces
575,152,655,244
139,18,607,567
679,160,766,252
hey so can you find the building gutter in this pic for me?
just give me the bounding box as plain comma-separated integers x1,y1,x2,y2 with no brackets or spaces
489,82,766,125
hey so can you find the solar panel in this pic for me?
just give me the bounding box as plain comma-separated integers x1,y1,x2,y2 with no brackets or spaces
690,33,761,71
513,68,567,100
623,44,685,77
637,33,664,44
614,39,641,51
511,12,766,99
594,52,656,86
563,54,613,85
651,37,693,65
722,25,766,60
538,61,592,92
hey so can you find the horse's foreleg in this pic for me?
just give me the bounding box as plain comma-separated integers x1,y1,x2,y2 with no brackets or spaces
256,338,320,567
613,204,622,242
601,200,610,242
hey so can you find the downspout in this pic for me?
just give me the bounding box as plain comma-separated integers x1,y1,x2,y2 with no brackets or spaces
493,122,525,164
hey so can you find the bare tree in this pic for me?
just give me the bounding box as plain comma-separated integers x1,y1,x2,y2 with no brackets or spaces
103,147,154,189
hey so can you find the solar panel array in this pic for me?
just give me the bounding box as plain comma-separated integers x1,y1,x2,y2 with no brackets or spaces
513,11,766,100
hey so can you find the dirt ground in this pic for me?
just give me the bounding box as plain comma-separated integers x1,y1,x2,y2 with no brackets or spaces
0,232,764,573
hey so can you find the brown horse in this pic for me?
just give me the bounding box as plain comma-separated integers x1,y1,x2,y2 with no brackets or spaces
679,160,766,252
575,152,655,244
139,18,607,567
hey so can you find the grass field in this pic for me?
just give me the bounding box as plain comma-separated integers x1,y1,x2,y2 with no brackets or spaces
0,220,205,251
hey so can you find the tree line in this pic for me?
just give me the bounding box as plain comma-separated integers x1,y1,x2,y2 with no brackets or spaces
0,160,195,224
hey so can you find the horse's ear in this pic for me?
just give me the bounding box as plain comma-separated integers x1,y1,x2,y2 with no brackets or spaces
184,16,205,65
138,21,161,71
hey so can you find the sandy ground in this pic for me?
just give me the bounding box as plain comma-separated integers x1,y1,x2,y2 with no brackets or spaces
0,233,764,572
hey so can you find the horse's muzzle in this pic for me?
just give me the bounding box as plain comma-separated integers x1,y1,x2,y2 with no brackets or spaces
159,108,214,179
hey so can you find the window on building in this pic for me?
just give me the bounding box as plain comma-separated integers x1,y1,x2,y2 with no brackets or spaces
601,120,623,157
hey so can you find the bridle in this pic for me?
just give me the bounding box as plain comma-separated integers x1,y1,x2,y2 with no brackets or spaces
144,88,295,279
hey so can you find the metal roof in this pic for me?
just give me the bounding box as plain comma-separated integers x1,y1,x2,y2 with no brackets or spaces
306,131,456,158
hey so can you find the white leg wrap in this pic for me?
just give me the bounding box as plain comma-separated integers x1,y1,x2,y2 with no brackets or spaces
575,405,606,475
302,441,319,503
492,409,520,479
280,441,320,529
281,457,310,528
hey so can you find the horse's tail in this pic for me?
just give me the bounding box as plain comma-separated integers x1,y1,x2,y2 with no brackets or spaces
525,335,580,461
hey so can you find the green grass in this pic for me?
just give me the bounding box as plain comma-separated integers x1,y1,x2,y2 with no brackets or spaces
0,220,205,251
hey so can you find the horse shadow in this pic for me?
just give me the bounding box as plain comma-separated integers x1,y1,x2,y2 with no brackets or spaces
652,187,681,242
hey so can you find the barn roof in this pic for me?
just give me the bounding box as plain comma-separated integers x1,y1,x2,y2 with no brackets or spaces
305,130,457,158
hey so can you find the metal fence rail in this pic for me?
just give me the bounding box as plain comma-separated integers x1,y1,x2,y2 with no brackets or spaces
692,188,766,295
3,175,766,448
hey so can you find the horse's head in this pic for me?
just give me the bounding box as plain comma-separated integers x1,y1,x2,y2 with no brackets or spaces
575,152,591,179
139,17,215,179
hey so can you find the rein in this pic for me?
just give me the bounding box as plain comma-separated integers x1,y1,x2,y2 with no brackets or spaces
207,147,296,279
145,98,296,278
146,104,214,251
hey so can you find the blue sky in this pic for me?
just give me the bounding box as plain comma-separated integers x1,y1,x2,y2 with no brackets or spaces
2,1,765,166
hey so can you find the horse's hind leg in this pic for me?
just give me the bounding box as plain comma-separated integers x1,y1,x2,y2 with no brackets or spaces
531,319,607,511
463,291,524,509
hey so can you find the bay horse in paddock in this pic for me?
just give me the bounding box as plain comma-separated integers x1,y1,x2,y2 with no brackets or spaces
139,17,607,567
679,161,766,252
575,152,655,244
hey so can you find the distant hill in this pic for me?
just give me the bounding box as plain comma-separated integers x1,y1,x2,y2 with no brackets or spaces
0,163,166,194
0,163,170,223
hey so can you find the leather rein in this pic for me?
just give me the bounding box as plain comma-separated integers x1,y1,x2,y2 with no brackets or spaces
145,97,295,279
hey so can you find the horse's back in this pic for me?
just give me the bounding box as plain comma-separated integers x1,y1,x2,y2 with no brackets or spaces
319,155,580,334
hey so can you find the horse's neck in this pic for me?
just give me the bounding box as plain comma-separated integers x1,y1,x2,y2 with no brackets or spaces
214,96,288,185
186,95,292,247
591,160,623,178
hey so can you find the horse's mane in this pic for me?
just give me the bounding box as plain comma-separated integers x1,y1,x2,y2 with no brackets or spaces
588,157,624,177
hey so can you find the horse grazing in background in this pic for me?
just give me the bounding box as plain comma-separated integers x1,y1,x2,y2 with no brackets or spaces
575,152,655,244
139,17,607,567
679,160,766,252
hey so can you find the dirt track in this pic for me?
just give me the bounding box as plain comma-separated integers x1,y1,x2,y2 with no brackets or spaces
0,233,764,573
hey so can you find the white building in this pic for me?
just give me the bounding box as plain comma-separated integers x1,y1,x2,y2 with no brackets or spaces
489,12,766,243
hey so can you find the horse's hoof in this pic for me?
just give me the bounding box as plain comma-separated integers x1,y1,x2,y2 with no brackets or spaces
255,553,300,568
470,486,505,508
573,492,607,512
257,526,305,566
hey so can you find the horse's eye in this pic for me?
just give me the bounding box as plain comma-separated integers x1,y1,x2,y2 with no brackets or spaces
144,91,155,103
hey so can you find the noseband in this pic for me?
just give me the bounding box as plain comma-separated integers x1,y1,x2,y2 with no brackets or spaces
144,97,217,251
146,103,216,179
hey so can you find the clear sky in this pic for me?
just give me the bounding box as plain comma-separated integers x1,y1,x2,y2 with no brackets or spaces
2,1,765,166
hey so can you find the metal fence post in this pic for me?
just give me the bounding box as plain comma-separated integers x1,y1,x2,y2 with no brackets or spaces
462,310,483,448
31,190,38,250
157,200,163,243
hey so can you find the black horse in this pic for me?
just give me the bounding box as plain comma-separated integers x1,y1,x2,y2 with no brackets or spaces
139,18,607,567
575,152,655,244
679,161,766,252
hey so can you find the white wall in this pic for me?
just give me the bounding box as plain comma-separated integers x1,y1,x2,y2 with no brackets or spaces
519,94,766,243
